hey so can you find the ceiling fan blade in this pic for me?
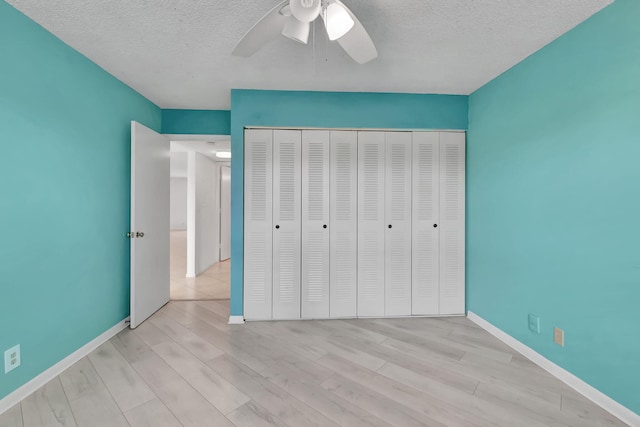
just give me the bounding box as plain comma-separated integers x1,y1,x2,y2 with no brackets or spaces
232,0,289,57
334,0,378,64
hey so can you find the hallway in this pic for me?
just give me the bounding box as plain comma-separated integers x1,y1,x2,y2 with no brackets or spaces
170,230,230,300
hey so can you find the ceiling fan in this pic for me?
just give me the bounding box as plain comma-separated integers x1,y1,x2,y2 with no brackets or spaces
232,0,378,64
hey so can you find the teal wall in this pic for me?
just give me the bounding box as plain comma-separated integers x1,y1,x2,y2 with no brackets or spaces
230,89,468,316
0,1,160,400
161,109,230,135
467,0,640,414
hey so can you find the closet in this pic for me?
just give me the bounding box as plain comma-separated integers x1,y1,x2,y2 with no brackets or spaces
244,128,465,320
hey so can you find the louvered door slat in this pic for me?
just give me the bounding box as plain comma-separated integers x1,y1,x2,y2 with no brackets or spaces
244,129,273,320
330,131,357,318
273,130,302,319
384,132,412,316
412,132,440,315
357,131,385,317
439,132,465,315
302,130,330,319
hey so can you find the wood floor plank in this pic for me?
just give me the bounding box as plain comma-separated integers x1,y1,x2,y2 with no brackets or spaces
261,360,394,427
131,320,173,347
206,355,339,427
317,353,485,427
88,341,156,412
123,398,182,427
9,302,629,427
21,377,77,427
320,375,437,427
152,340,250,414
377,362,550,427
58,357,129,427
131,351,234,427
150,313,225,361
0,404,24,427
110,328,154,364
560,394,628,427
225,401,288,427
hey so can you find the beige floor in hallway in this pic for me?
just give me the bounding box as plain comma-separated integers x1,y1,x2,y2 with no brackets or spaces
0,300,628,427
170,230,230,300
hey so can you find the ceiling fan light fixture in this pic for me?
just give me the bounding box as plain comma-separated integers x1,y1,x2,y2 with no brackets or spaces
324,2,354,41
282,17,310,44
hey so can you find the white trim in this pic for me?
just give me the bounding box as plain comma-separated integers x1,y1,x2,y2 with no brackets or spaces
467,311,640,426
244,126,466,133
164,134,230,142
228,315,245,325
0,318,129,415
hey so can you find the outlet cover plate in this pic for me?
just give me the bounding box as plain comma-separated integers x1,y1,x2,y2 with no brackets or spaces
554,327,565,347
4,344,21,373
528,314,541,334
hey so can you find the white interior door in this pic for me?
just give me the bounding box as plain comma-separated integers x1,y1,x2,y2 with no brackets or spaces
302,130,330,319
412,132,440,315
330,131,358,318
220,165,231,261
384,132,412,316
244,130,273,320
130,121,170,329
439,132,466,315
272,130,302,319
357,131,385,317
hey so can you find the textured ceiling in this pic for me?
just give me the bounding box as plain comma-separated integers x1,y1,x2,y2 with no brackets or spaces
8,0,612,109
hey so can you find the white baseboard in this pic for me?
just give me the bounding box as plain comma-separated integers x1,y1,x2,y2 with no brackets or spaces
0,318,129,415
466,311,640,426
228,315,245,325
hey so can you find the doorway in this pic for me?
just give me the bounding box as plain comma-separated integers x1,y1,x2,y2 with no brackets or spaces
168,136,231,301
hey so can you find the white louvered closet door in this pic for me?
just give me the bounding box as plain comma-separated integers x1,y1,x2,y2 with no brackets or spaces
411,132,440,315
244,129,273,320
329,131,357,318
357,131,385,317
273,130,302,319
384,132,412,316
301,130,330,319
439,132,466,315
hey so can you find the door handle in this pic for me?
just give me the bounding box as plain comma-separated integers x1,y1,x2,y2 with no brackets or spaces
126,232,134,238
323,224,327,229
388,224,392,229
275,225,280,229
136,231,145,238
433,224,438,228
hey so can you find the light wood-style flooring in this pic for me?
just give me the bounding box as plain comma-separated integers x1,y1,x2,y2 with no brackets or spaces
170,230,230,300
1,300,627,427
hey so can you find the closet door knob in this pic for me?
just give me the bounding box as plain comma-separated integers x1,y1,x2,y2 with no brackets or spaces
323,224,327,229
275,225,280,229
388,224,392,229
433,224,438,228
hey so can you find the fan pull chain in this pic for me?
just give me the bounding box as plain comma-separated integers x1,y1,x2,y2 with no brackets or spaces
312,19,316,76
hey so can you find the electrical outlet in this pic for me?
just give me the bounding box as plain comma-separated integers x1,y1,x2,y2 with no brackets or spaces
528,314,541,334
554,327,564,347
4,345,21,373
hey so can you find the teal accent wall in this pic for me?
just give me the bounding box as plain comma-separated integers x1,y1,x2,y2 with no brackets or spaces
0,1,160,400
230,89,468,316
467,0,640,414
161,109,230,135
